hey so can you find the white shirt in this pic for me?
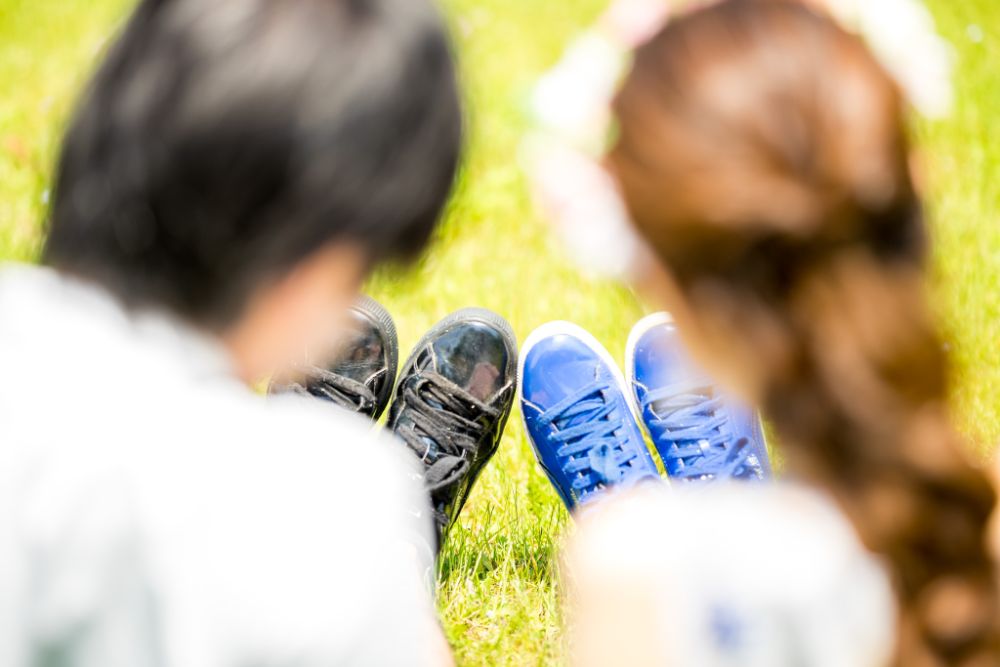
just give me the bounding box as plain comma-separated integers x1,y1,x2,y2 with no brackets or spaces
570,484,896,667
0,265,438,666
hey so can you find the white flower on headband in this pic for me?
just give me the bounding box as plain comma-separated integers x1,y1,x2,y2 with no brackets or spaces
521,134,650,279
522,0,954,281
815,0,954,118
522,10,657,280
529,33,628,157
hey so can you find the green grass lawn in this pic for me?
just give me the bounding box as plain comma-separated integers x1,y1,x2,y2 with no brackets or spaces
2,0,999,664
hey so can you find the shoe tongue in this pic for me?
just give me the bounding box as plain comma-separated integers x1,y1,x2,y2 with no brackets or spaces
589,444,622,485
420,436,442,461
668,437,732,478
563,405,602,432
559,362,612,432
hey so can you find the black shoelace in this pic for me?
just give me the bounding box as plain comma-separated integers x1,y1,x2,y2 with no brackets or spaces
393,371,504,531
286,366,382,415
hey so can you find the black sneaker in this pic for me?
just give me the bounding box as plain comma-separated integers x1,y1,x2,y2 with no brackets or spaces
387,308,517,548
269,296,398,421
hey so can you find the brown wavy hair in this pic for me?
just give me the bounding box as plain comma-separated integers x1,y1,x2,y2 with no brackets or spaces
609,1,1000,664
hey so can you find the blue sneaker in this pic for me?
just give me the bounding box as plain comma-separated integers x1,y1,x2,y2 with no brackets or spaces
626,313,771,482
519,322,661,512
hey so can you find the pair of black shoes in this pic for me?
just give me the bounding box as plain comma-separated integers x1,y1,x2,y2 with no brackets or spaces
270,298,518,550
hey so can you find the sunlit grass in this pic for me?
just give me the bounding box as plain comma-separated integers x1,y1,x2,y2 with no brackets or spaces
1,0,998,664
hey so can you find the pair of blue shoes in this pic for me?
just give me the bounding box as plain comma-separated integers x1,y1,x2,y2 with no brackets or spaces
519,313,771,512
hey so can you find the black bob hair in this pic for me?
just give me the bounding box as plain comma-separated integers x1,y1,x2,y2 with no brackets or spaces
44,0,462,329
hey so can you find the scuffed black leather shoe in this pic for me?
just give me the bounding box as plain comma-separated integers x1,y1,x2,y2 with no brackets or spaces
269,296,398,421
387,308,517,549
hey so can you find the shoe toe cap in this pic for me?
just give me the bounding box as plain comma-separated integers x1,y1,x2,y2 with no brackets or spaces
631,321,708,397
431,321,513,401
521,334,607,410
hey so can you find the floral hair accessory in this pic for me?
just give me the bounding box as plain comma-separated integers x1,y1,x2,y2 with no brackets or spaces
521,1,670,281
521,0,954,281
811,0,954,118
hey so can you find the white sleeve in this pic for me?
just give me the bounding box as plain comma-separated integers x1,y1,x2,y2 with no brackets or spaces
163,406,442,667
327,433,442,666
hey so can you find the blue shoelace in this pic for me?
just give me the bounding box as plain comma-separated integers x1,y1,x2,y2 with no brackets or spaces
642,381,759,481
538,380,653,502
